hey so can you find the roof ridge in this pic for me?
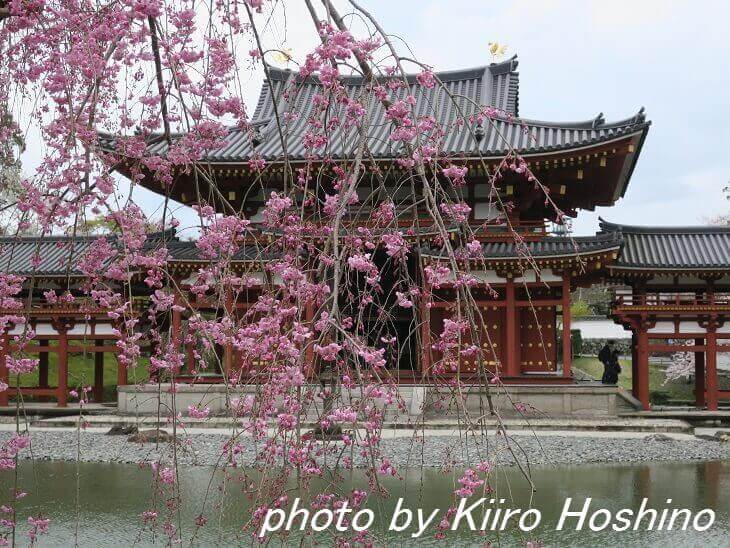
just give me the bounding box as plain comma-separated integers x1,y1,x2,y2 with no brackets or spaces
600,218,730,234
0,234,104,243
0,227,178,244
512,109,648,130
264,65,493,85
544,231,622,242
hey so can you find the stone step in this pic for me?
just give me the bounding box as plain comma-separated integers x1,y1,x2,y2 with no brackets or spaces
0,403,115,418
620,409,730,426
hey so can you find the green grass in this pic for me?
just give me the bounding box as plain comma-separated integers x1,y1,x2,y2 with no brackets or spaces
573,356,730,404
8,353,150,402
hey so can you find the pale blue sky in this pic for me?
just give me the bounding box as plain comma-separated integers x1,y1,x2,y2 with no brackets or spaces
18,0,729,236
360,0,730,233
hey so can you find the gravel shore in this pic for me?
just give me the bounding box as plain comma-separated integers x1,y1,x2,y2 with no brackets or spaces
3,429,729,469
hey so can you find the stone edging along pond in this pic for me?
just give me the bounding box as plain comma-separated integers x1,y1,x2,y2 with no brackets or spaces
3,430,730,469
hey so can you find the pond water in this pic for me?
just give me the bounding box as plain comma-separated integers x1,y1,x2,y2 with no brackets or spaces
3,459,729,546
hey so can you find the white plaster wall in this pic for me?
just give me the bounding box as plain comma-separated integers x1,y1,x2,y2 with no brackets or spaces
647,321,675,334
538,268,563,283
572,318,630,340
471,270,506,284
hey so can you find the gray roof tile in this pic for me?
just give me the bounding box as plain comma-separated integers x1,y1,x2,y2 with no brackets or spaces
600,219,730,270
0,236,102,277
98,56,649,164
422,230,622,260
0,231,279,277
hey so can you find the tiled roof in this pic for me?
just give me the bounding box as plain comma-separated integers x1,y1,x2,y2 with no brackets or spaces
0,231,278,277
0,235,103,277
164,239,281,262
98,56,649,163
599,219,730,270
422,231,622,260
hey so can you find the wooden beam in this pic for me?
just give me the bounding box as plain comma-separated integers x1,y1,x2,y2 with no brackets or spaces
8,344,120,354
515,299,562,307
13,388,59,396
648,344,705,352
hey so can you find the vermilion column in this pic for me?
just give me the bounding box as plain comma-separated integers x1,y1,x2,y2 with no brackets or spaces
172,284,183,347
505,277,519,377
171,280,184,376
706,329,718,411
694,337,706,408
635,323,650,410
631,332,638,398
705,282,718,411
116,354,128,387
223,288,234,377
57,324,69,408
561,276,572,378
305,301,315,379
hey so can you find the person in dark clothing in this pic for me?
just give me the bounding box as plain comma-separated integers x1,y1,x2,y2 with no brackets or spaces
598,340,621,384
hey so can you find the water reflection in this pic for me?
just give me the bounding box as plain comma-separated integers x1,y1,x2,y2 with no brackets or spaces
2,460,728,546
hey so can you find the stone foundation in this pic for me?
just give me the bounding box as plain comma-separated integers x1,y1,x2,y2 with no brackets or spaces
117,383,640,418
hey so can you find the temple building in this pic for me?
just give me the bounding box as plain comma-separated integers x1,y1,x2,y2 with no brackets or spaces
1,56,727,411
603,221,730,410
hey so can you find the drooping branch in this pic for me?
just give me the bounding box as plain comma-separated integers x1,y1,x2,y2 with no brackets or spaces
148,15,171,145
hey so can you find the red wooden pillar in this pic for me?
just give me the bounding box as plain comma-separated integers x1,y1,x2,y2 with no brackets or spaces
304,301,316,379
705,329,718,411
635,323,650,410
631,331,638,397
694,337,706,408
116,353,128,387
185,341,195,374
419,287,431,377
57,324,69,408
0,331,8,406
705,281,718,411
171,280,184,375
172,287,183,347
223,288,234,377
561,276,572,378
504,277,519,377
94,341,104,403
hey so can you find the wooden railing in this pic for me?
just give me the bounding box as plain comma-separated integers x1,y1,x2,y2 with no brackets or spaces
613,292,730,307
